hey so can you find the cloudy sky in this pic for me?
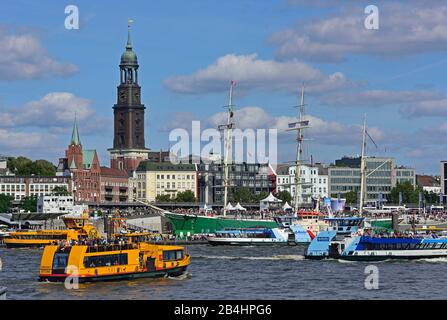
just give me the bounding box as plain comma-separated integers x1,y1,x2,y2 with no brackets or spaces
0,0,446,174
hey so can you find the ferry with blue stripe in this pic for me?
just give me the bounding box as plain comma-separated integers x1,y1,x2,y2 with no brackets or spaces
207,225,314,246
305,217,447,261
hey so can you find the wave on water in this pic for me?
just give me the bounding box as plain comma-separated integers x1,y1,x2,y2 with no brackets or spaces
194,254,305,261
168,271,193,280
417,257,447,263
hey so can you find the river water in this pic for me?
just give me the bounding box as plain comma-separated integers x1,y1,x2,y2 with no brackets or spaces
1,245,446,300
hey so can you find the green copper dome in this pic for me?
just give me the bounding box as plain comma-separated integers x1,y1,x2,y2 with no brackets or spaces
120,25,138,65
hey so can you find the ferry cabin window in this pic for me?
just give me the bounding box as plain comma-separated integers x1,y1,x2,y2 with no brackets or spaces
83,254,128,268
53,253,69,271
163,250,184,261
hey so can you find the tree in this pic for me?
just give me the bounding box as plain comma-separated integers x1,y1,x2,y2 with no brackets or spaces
231,187,253,203
156,194,173,202
345,191,358,205
7,157,56,176
20,196,37,213
33,160,57,176
390,182,421,204
276,190,292,204
175,190,196,202
52,186,70,196
255,191,269,202
0,194,13,213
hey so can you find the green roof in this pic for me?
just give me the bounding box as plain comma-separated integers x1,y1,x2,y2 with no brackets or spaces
83,150,96,169
70,116,81,145
136,161,196,172
69,158,77,169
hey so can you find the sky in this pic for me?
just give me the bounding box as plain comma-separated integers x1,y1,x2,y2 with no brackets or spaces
0,0,446,174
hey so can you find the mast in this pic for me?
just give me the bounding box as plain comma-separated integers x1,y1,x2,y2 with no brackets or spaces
293,84,306,215
222,80,236,216
359,115,367,216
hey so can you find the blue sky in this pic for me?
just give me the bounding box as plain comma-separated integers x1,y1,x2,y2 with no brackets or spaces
0,0,446,174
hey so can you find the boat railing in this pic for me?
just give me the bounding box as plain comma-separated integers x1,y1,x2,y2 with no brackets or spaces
85,243,138,253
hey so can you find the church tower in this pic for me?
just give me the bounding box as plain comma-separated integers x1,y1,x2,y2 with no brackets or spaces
109,20,149,172
66,116,83,170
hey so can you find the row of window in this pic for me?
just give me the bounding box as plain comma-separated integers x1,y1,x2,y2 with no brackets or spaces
156,174,195,180
83,253,128,268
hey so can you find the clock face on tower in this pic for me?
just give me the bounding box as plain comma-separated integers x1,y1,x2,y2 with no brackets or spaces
133,92,140,104
119,90,127,103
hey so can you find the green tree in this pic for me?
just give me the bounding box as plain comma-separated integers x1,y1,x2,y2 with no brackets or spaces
231,187,253,203
254,191,269,202
390,182,421,204
51,186,70,196
175,190,196,202
345,191,358,204
20,196,37,212
0,194,13,213
33,160,57,176
7,157,56,176
275,190,292,204
156,194,173,202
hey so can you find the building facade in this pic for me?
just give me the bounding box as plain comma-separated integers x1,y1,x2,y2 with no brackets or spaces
198,161,274,204
416,174,441,194
0,176,71,201
108,24,149,173
99,167,129,203
276,163,329,204
134,161,197,203
329,156,416,204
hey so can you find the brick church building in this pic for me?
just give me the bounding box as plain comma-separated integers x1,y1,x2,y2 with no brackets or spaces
57,117,101,203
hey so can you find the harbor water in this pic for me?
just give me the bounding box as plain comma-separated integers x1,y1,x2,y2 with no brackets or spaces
1,245,447,300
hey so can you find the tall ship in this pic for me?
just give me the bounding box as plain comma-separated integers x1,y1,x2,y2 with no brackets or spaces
164,81,279,235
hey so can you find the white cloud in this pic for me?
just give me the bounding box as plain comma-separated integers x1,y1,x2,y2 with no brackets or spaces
180,106,385,147
0,129,58,149
400,99,447,118
320,90,445,107
163,53,353,95
0,26,78,80
0,92,94,128
270,3,447,62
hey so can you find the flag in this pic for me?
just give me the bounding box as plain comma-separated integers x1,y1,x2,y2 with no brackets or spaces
230,80,237,86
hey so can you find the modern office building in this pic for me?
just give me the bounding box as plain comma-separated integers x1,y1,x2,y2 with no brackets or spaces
329,156,416,204
197,161,275,204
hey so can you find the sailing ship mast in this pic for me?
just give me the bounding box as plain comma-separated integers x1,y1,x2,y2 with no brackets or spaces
359,116,367,216
292,84,308,215
222,80,236,216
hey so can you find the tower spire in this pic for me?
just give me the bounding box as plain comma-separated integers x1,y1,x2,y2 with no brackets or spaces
71,113,81,146
127,18,134,49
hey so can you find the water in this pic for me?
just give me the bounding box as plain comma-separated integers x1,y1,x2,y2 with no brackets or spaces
1,245,447,299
